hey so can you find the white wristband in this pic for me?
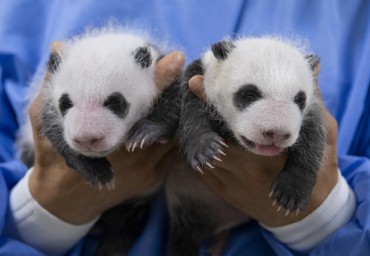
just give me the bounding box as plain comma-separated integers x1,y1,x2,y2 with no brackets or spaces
261,170,356,251
8,169,99,256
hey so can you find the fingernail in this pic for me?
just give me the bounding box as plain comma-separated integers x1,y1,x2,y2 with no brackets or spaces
172,52,184,65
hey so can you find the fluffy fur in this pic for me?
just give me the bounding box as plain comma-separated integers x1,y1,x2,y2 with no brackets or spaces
168,37,326,255
16,29,182,255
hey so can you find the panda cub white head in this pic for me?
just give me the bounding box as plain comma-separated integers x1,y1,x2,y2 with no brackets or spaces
202,37,316,156
46,31,161,157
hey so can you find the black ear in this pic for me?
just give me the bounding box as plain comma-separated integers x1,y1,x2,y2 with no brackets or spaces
48,52,62,73
133,46,152,68
305,54,320,72
211,40,235,61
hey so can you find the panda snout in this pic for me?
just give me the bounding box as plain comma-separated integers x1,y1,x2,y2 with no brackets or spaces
73,135,105,151
262,130,291,144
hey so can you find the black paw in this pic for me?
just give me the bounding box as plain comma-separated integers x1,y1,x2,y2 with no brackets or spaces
186,132,228,173
126,119,173,151
67,156,115,190
270,171,312,214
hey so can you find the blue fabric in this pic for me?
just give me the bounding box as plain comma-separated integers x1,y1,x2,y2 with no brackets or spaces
0,0,369,255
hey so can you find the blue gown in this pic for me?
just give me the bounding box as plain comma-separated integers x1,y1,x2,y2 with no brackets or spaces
0,1,369,255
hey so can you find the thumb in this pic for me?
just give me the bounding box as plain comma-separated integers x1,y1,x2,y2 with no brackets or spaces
189,75,207,101
154,51,185,91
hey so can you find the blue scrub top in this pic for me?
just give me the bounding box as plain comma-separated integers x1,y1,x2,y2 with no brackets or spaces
0,1,369,255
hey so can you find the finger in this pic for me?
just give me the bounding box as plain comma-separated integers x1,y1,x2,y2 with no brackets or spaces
155,51,185,91
29,92,44,137
51,41,64,52
189,75,207,101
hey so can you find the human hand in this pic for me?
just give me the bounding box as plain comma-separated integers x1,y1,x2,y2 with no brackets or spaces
28,44,185,225
189,75,338,227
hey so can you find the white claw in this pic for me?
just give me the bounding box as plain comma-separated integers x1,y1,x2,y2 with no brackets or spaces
140,138,147,149
213,156,222,162
269,191,273,198
277,206,282,212
296,209,300,216
106,179,116,191
217,149,226,156
97,184,103,191
272,200,276,206
285,209,290,216
206,162,215,169
132,142,138,152
126,142,132,152
219,141,229,148
196,166,204,174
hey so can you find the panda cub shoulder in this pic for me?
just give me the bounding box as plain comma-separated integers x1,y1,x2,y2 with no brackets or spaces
179,37,326,212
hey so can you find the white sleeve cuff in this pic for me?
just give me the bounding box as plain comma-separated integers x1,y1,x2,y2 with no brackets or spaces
261,169,356,251
8,168,99,256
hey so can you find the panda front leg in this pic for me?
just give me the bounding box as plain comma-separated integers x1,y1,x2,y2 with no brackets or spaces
178,60,227,172
270,102,326,212
126,80,182,151
41,104,114,188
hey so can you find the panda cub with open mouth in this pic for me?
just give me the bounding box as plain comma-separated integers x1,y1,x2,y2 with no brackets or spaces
179,37,326,214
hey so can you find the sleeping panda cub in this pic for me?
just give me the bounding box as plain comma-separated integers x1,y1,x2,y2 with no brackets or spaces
180,37,325,213
167,37,325,255
17,30,180,188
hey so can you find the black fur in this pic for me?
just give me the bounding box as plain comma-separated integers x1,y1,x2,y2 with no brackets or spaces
94,195,156,256
133,46,152,68
233,84,263,110
167,198,215,256
270,101,325,210
41,98,114,187
178,59,229,171
48,52,61,73
211,40,235,60
59,93,73,117
103,92,130,119
126,79,182,149
294,91,306,111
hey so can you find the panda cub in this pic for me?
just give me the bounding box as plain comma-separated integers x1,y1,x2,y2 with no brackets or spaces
16,29,182,255
168,37,325,255
17,30,180,188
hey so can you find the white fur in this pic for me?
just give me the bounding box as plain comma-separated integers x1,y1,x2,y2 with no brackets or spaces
202,37,315,156
18,29,164,159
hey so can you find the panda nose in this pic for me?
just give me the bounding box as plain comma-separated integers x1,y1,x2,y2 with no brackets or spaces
263,130,291,143
73,136,104,149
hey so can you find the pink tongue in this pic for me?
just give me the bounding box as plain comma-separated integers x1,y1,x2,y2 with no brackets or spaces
256,145,283,156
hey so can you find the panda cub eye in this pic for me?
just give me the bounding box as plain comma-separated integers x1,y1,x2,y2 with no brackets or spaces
233,84,263,110
103,92,129,118
59,93,73,116
294,91,306,111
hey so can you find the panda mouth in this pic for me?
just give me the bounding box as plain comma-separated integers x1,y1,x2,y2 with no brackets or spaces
240,136,256,148
241,136,283,156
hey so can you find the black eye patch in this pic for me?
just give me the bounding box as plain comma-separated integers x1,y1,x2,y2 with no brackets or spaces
233,84,263,110
294,91,306,111
103,92,129,118
59,93,73,116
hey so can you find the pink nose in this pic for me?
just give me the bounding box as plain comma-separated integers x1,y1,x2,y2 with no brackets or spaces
73,136,104,149
263,130,291,143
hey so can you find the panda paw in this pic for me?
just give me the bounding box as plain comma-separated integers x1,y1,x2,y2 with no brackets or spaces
126,119,173,152
270,171,311,214
68,157,115,189
186,132,228,173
